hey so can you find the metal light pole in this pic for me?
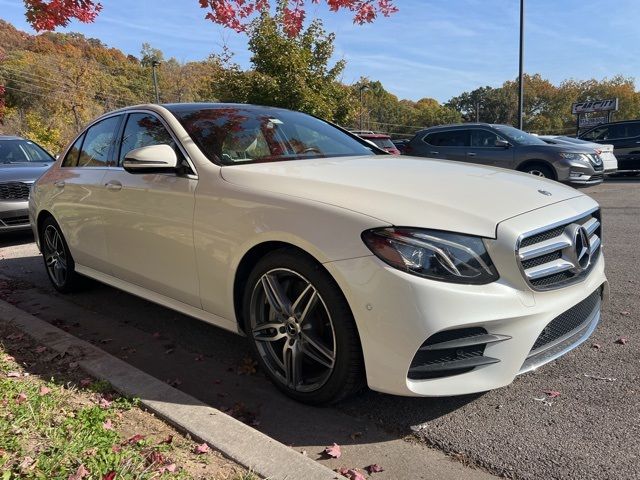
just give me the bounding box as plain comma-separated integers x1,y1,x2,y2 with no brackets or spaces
359,83,370,130
517,0,525,130
151,60,161,104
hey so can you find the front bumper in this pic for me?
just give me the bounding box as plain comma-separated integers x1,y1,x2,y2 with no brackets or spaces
556,159,604,185
324,196,608,397
0,200,31,232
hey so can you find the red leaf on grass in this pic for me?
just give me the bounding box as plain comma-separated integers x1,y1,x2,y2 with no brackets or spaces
615,337,628,345
98,397,112,409
194,443,210,454
125,434,145,445
164,463,177,473
68,464,90,480
102,419,113,430
111,445,122,453
366,464,384,473
7,371,21,378
15,392,27,404
102,472,116,480
39,386,51,395
159,435,173,445
34,346,47,354
543,390,561,398
324,443,341,458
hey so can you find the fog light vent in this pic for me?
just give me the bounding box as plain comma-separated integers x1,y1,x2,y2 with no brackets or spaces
407,328,510,380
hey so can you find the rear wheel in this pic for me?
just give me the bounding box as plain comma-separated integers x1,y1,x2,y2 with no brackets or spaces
522,163,555,179
40,216,83,293
243,249,364,405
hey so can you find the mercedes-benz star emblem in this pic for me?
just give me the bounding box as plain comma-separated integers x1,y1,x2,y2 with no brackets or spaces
563,223,591,273
538,189,552,196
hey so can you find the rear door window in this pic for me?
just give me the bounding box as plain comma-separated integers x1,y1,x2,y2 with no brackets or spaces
424,130,469,147
470,129,504,147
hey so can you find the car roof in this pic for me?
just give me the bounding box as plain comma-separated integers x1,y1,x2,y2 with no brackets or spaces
415,123,509,135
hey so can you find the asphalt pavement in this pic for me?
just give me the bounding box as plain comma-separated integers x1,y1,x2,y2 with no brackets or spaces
1,179,638,479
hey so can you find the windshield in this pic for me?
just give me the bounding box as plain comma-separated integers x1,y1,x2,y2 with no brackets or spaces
0,139,54,164
493,125,548,146
370,138,395,149
171,106,376,165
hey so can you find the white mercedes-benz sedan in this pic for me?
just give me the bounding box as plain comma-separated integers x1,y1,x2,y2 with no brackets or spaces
29,103,608,404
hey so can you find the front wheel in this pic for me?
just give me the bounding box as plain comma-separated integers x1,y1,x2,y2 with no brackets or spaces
522,164,555,179
243,250,364,405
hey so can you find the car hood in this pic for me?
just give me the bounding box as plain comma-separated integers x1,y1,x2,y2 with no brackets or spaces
0,163,53,182
220,156,583,237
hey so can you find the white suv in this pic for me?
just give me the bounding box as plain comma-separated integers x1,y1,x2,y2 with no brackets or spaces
30,103,608,404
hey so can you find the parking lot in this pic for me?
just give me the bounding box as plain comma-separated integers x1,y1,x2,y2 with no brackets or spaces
1,179,638,480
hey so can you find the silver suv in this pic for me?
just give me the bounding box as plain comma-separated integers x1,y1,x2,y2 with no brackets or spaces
406,123,604,186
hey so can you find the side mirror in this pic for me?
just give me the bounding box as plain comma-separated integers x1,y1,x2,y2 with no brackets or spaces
495,139,510,148
122,144,178,173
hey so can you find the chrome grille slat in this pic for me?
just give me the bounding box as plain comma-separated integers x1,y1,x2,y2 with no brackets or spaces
516,208,601,290
0,181,31,201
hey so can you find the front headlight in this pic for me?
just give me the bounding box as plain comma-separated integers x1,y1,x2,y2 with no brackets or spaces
361,228,499,285
559,152,591,165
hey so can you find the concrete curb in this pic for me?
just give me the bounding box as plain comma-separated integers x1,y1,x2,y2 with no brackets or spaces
0,299,338,480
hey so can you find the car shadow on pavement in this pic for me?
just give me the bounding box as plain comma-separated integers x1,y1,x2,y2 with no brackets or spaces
0,252,480,455
0,231,34,248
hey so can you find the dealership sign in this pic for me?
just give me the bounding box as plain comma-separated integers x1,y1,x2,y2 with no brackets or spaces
571,98,619,115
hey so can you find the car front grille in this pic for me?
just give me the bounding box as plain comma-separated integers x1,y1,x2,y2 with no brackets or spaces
0,182,31,200
520,287,602,373
0,215,30,226
588,154,604,171
517,208,601,290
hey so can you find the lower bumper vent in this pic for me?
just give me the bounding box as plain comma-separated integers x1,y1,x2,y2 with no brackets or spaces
408,328,510,380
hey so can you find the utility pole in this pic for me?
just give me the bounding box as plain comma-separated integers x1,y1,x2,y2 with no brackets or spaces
152,60,161,104
359,83,370,130
475,101,480,123
517,0,525,130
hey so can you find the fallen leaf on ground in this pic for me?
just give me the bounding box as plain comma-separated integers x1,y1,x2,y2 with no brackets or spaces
39,386,51,395
145,450,167,466
3,355,15,362
324,443,341,458
237,356,258,375
102,419,113,430
336,467,366,480
159,435,173,445
543,390,561,398
619,311,631,316
7,371,21,378
79,378,93,387
124,434,145,445
366,464,384,473
194,443,210,454
111,445,122,453
68,464,90,480
102,472,116,480
98,397,112,409
615,337,628,345
18,456,35,472
15,392,27,404
34,346,47,354
160,463,177,473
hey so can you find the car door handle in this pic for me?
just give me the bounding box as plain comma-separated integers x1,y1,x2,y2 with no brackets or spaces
467,152,476,157
54,181,65,188
429,151,439,155
105,180,122,191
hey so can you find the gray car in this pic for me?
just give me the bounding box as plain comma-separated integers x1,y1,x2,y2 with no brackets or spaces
405,123,604,186
0,136,55,232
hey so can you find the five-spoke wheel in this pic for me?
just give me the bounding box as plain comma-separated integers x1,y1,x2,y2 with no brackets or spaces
40,216,82,293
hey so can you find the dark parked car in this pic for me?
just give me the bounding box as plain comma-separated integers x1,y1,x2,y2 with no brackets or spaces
405,123,604,186
579,120,640,174
0,136,55,232
392,138,409,154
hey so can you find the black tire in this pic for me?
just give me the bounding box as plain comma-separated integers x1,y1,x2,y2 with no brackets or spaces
522,163,555,179
243,249,365,405
39,216,84,293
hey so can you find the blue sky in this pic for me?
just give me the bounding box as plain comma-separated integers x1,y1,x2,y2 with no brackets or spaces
1,0,639,102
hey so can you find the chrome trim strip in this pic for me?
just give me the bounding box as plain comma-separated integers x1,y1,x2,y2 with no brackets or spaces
518,236,571,260
516,206,598,243
590,235,601,254
525,259,575,279
409,356,500,373
419,334,512,351
584,217,600,236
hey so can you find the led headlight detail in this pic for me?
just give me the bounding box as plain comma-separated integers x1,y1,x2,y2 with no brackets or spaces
362,228,499,285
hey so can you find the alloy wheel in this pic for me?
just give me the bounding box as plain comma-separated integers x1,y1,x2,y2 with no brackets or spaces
528,169,546,177
43,224,68,288
249,268,336,393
